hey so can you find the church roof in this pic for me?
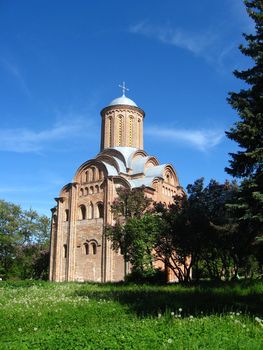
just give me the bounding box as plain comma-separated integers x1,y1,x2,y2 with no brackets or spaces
108,95,137,107
81,146,179,190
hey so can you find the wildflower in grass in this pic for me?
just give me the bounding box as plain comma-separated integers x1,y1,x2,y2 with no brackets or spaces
189,315,194,319
236,312,240,316
158,313,162,318
18,328,22,332
171,312,174,316
255,317,262,323
167,338,173,344
34,327,38,331
178,308,182,313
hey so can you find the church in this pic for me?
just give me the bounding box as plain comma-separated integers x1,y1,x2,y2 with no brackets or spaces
49,84,184,282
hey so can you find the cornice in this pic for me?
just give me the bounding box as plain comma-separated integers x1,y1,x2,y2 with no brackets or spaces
100,104,145,118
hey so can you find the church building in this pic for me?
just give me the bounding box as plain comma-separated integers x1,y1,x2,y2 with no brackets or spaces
49,84,184,282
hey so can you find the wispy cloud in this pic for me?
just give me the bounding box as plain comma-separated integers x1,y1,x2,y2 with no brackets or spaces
129,21,240,70
0,117,96,153
130,22,218,58
0,58,31,97
145,126,224,151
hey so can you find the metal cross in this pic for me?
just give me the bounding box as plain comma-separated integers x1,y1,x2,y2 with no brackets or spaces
118,81,129,96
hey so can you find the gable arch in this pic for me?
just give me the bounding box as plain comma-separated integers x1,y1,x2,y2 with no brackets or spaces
163,165,179,187
73,160,108,184
59,183,71,198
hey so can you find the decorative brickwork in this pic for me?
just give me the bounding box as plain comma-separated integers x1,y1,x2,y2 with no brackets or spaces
49,95,183,282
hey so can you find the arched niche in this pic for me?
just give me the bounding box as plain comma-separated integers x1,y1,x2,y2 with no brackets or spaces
78,205,86,220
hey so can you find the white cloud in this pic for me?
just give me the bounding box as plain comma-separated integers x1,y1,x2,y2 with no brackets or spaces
0,117,96,153
130,22,218,58
129,20,243,70
145,126,224,151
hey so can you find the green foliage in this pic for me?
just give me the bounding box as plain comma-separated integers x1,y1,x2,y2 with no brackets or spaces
225,0,263,255
0,199,50,279
111,186,152,219
154,178,242,282
0,281,263,349
108,214,161,275
107,187,156,275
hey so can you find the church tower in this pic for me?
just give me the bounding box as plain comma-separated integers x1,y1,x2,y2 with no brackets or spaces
100,83,145,150
49,84,184,283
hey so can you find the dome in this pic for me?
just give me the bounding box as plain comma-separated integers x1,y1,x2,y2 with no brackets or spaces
108,95,138,107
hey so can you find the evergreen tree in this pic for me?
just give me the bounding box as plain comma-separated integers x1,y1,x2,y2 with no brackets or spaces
225,0,263,250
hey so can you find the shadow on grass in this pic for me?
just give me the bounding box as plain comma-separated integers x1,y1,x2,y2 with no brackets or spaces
73,280,263,317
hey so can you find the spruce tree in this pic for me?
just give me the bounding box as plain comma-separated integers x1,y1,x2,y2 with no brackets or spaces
225,0,263,253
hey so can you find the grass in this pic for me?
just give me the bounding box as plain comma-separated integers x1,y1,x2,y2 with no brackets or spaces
0,280,262,349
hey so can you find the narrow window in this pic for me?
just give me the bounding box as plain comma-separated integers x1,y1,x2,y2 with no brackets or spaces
63,244,67,258
90,202,94,219
84,243,89,255
129,116,133,146
79,205,86,220
65,209,69,221
138,118,141,146
92,168,96,181
91,242,97,255
80,188,84,197
118,116,123,146
108,117,112,147
98,203,104,218
52,214,57,224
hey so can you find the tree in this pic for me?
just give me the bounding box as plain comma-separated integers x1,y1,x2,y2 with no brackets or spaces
225,0,263,260
106,187,156,276
154,179,240,282
111,187,152,220
0,200,22,275
0,199,50,279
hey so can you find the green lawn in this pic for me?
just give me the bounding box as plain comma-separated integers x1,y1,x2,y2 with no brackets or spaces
0,280,262,349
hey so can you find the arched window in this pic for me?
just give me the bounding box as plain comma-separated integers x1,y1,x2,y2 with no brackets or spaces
84,243,89,255
107,117,112,147
80,188,84,197
95,185,99,193
90,202,94,219
129,116,133,146
52,214,57,224
65,209,69,221
118,115,123,146
91,242,97,255
90,186,94,194
79,205,86,220
63,244,67,258
137,118,142,145
91,167,96,182
99,170,103,180
85,187,89,195
98,203,104,218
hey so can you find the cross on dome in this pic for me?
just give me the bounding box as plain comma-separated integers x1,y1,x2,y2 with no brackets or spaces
118,81,129,96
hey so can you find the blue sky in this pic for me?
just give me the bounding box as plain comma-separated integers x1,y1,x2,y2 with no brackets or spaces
0,0,254,216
